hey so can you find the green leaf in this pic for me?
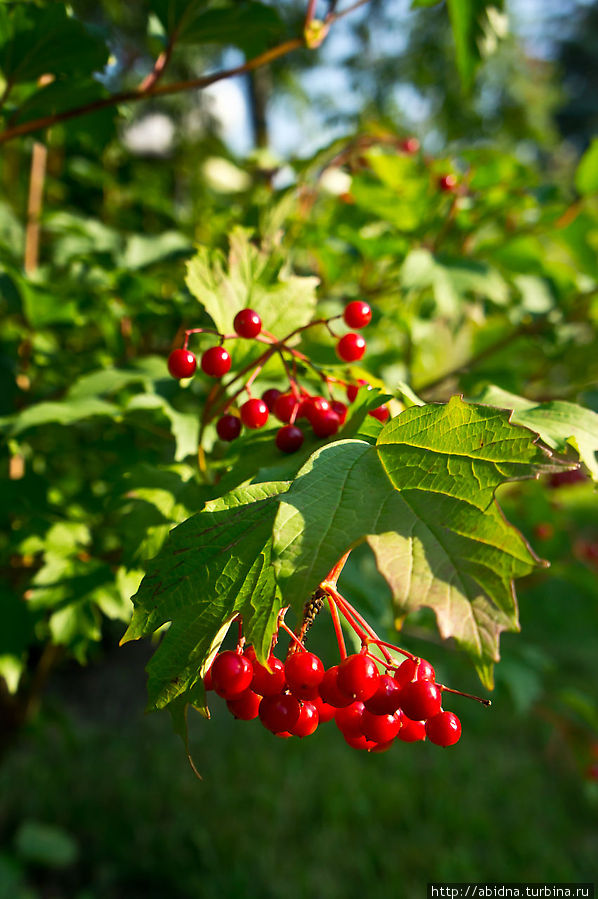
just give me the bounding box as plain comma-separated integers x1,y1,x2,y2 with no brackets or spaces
15,822,78,869
0,3,109,84
186,227,319,340
177,2,285,54
446,0,506,90
122,482,289,709
575,138,598,196
476,386,598,481
0,399,119,436
121,232,193,270
125,394,199,461
128,397,550,705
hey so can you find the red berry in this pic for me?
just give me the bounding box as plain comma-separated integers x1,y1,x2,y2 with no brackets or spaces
549,469,586,488
303,396,330,423
226,689,261,720
399,680,442,721
216,414,241,442
369,405,390,423
343,301,372,329
394,657,435,689
319,666,353,708
273,393,297,423
346,380,368,402
211,651,254,700
233,308,262,338
240,398,269,429
311,409,340,439
203,664,214,691
312,695,336,723
330,400,348,424
369,739,395,753
397,713,426,743
534,522,554,540
259,693,300,733
335,701,365,738
261,388,282,411
337,653,380,701
364,674,402,715
276,425,304,454
361,710,401,744
250,655,286,696
201,346,231,378
438,173,457,192
291,701,319,737
401,137,420,154
168,349,197,379
343,733,377,751
285,651,325,694
337,333,366,363
425,710,462,747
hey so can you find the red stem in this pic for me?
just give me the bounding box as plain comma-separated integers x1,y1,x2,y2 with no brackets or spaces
280,619,306,651
440,685,492,706
327,596,347,660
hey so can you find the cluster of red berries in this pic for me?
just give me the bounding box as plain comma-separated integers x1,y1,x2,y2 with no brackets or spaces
205,646,462,751
167,301,388,453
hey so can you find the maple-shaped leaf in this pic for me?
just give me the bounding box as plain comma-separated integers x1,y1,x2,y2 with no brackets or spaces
123,396,553,709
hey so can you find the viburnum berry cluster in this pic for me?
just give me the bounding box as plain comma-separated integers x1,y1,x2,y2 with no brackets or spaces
167,301,389,452
203,553,488,751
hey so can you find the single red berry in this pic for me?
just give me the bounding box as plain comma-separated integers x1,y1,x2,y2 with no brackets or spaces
549,469,586,488
346,380,368,402
335,701,366,738
438,173,458,192
399,680,442,721
394,657,435,689
261,388,282,411
273,393,298,423
304,396,330,423
250,655,286,696
330,400,348,424
291,701,319,737
319,666,353,708
226,689,261,720
296,397,313,420
168,349,197,379
361,710,401,744
364,674,402,715
276,425,304,454
401,137,420,154
337,333,366,363
240,398,269,429
312,695,336,723
216,414,242,442
425,710,462,747
233,308,262,338
369,405,390,423
343,733,377,751
343,301,372,329
259,693,300,733
211,651,254,700
311,409,340,439
337,653,380,701
203,664,214,691
201,345,231,378
397,712,426,743
534,522,554,540
285,651,325,694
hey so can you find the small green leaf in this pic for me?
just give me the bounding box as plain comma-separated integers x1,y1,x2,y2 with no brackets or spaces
575,138,598,196
0,399,119,436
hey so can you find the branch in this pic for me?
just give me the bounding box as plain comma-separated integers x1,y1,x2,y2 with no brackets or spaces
0,37,305,146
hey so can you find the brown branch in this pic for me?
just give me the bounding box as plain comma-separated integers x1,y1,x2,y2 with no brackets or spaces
0,37,303,146
0,0,374,147
24,141,47,274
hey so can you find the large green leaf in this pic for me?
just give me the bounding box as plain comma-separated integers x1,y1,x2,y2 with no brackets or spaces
476,386,598,481
0,3,109,84
575,138,598,196
125,397,551,706
122,482,289,709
